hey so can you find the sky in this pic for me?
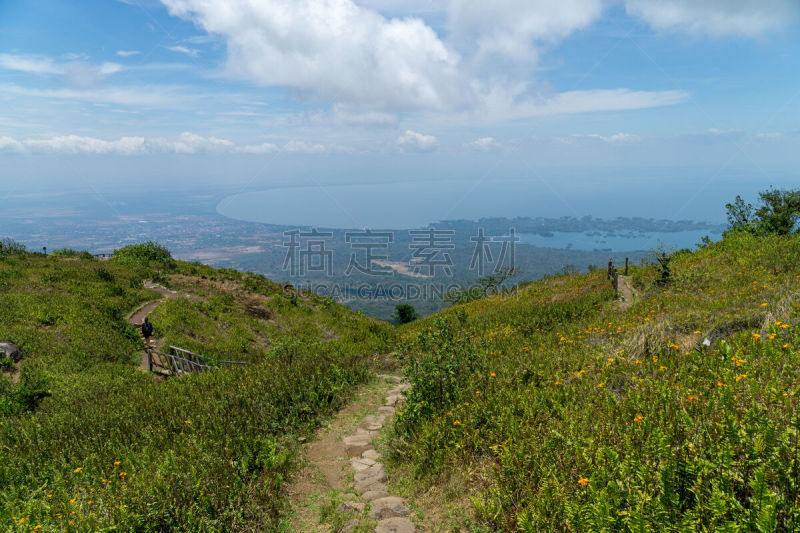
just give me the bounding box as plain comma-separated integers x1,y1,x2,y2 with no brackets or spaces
1,0,799,222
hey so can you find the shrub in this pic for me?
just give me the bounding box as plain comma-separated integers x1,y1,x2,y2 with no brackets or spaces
393,304,419,324
113,242,173,266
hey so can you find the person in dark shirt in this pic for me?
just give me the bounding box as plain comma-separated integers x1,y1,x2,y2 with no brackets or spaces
141,317,154,345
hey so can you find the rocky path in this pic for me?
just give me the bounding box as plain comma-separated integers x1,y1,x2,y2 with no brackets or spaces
285,374,417,532
126,281,183,371
617,275,636,311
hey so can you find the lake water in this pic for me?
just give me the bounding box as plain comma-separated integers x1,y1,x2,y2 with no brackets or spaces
517,230,720,252
217,181,722,251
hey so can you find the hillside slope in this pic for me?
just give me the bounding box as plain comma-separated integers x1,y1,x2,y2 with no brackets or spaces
392,233,800,531
0,245,392,531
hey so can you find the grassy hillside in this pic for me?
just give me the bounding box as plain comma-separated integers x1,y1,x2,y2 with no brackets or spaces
0,245,392,531
392,232,800,531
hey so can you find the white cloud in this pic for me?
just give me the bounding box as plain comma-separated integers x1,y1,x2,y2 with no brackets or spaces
0,54,61,75
0,136,24,152
0,133,342,155
237,142,280,154
166,45,200,57
167,132,234,153
116,50,141,57
161,0,463,112
625,0,799,37
0,54,126,89
448,0,604,67
397,130,438,152
0,83,200,107
567,132,642,143
283,140,329,154
158,0,689,121
465,136,501,150
22,135,147,155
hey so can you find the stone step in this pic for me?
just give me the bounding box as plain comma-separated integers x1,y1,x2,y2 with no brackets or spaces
350,457,377,471
374,517,415,533
368,496,411,520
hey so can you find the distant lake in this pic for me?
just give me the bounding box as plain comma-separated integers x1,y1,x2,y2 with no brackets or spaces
517,229,720,252
217,182,723,252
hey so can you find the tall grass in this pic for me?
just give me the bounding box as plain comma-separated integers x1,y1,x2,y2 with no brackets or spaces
393,233,800,531
0,251,392,531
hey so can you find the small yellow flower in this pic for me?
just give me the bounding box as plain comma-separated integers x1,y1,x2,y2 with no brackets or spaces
736,374,747,381
453,420,461,426
70,498,77,504
753,334,761,340
185,420,191,424
635,359,642,364
34,526,42,532
464,402,470,406
768,334,776,340
74,467,82,473
694,330,701,334
652,355,658,363
597,382,605,388
761,302,768,307
120,471,127,477
717,381,724,387
633,415,643,423
18,518,26,525
578,477,589,486
114,460,121,466
659,366,666,371
490,372,496,377
783,343,790,348
687,395,698,401
554,381,562,386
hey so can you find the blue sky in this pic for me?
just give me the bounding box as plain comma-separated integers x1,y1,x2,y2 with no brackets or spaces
1,0,799,221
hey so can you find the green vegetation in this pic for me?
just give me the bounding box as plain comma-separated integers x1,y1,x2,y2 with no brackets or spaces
4,194,800,531
392,231,800,531
0,246,392,531
726,188,800,236
392,304,419,325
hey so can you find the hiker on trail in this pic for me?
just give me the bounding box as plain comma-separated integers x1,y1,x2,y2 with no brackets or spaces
141,317,154,345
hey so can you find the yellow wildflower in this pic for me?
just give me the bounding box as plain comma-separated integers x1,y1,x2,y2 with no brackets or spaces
578,477,589,486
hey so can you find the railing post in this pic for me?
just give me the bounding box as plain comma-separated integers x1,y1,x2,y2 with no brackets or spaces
624,257,629,276
607,258,613,280
612,267,619,297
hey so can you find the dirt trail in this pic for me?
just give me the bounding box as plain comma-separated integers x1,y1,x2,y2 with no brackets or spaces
126,281,184,371
617,275,635,311
284,374,417,532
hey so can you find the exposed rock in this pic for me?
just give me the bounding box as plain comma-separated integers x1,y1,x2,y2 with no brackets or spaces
338,501,366,514
362,449,382,461
351,457,377,471
369,497,411,519
361,490,390,502
0,342,21,362
354,467,387,484
374,517,415,533
355,479,387,494
377,406,396,416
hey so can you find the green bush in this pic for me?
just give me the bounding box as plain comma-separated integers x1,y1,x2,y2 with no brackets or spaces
112,241,174,266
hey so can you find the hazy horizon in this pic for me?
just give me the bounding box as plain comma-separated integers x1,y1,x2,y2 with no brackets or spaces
2,0,799,224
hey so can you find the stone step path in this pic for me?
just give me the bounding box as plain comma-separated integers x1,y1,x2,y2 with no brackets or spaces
338,375,415,533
